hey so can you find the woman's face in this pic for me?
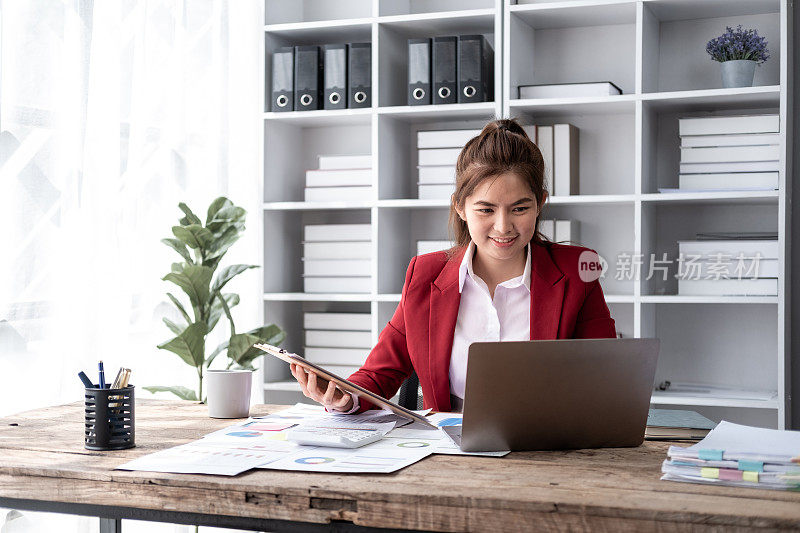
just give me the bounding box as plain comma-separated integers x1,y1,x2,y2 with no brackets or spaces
456,172,542,266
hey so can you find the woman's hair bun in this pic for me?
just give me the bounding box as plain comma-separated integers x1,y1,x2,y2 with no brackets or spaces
486,118,529,139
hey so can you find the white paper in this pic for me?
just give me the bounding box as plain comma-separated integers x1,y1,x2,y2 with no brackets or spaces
116,440,292,476
387,412,509,457
669,421,800,463
259,439,433,473
118,404,503,477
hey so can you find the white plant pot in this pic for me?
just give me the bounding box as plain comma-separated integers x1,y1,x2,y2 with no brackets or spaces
721,59,757,88
206,369,253,418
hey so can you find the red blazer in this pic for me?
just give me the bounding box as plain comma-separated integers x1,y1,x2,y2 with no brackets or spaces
347,241,617,413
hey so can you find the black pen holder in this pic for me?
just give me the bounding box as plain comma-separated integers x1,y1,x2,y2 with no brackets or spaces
84,385,135,450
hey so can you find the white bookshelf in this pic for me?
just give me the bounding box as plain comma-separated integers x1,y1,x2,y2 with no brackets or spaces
261,0,793,428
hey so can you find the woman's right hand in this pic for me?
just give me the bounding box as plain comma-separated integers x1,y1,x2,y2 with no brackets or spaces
290,363,354,413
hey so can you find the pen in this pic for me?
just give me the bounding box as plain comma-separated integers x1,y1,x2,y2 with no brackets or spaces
98,361,106,389
111,368,124,389
78,371,94,388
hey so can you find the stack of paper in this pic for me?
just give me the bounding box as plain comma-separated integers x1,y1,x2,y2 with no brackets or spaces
304,312,371,378
663,115,779,193
305,154,373,202
662,421,800,490
676,235,778,296
416,129,479,200
538,219,579,244
303,224,372,293
416,240,454,256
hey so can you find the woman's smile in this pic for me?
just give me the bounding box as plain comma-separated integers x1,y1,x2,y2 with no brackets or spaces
489,235,518,247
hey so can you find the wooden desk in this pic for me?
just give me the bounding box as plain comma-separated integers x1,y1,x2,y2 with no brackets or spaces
1,400,798,533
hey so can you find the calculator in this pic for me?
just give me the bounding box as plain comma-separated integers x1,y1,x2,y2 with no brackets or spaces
287,426,384,448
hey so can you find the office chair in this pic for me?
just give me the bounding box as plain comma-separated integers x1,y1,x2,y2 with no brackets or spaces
398,371,423,410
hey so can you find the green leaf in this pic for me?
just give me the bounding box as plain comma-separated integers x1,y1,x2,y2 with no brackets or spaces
205,225,241,260
211,264,257,293
143,385,198,401
172,224,213,250
211,205,246,224
208,293,239,331
162,317,184,335
167,293,192,324
249,324,285,344
225,325,286,369
234,324,286,368
157,322,207,367
163,264,213,312
207,206,246,235
171,262,185,273
206,197,232,225
226,332,260,366
216,289,236,335
161,238,193,263
178,202,202,225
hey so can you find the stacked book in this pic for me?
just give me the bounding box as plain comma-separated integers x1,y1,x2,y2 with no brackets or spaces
534,124,579,196
417,129,478,200
667,114,779,192
304,312,371,379
303,224,372,294
416,124,578,199
676,232,778,296
417,240,454,256
519,81,622,98
305,154,372,202
538,219,579,244
645,409,716,441
662,421,800,490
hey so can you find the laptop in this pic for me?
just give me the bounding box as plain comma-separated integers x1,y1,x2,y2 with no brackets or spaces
442,338,660,452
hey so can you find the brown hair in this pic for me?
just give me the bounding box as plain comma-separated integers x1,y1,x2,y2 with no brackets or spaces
447,118,548,258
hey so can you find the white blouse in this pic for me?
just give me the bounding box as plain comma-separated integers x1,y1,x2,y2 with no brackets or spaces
335,241,531,413
448,241,531,399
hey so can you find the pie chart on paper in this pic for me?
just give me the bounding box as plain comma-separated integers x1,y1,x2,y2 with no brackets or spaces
396,441,430,448
294,456,336,465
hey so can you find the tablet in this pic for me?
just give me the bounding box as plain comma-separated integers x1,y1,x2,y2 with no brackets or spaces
255,343,436,428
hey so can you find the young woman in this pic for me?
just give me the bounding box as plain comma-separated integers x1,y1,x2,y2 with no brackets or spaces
290,118,616,414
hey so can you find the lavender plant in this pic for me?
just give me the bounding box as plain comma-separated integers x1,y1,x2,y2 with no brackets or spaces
706,25,770,64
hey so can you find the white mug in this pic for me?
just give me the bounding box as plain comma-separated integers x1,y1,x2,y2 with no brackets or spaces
206,369,252,418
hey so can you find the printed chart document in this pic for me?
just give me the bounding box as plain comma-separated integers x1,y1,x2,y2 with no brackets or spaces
258,439,433,474
116,404,496,477
116,439,293,476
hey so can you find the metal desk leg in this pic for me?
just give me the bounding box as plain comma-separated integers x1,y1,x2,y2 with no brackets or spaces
99,517,121,533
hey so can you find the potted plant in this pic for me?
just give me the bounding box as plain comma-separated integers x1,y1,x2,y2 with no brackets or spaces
706,25,769,88
145,197,285,402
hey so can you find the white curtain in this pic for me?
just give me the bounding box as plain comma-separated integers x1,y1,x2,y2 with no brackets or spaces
0,0,264,420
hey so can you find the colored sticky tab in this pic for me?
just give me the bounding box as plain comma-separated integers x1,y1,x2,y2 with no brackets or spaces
719,469,743,481
701,467,719,479
742,471,759,483
738,460,763,472
699,449,724,461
